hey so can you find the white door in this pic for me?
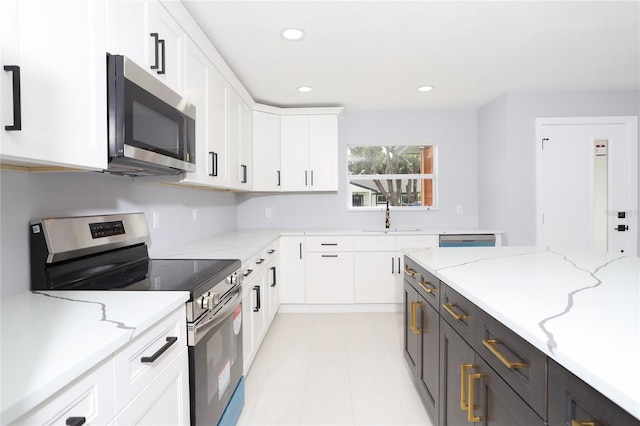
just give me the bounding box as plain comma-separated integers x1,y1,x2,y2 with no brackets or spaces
536,117,638,256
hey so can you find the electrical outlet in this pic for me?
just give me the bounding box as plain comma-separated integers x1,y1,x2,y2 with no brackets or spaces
153,212,160,229
265,208,272,218
456,205,463,215
192,209,198,223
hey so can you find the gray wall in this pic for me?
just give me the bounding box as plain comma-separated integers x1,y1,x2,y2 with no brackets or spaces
237,108,480,230
0,170,238,296
478,89,640,246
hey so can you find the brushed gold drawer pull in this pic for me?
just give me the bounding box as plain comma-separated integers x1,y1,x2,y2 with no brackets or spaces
571,421,597,426
404,267,418,278
467,373,484,422
443,303,469,321
410,301,422,334
419,279,436,293
482,339,527,369
460,364,474,411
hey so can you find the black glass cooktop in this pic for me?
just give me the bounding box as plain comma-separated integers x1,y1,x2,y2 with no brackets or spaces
46,254,239,297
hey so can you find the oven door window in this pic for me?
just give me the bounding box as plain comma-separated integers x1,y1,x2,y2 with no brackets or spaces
191,301,243,425
124,80,186,160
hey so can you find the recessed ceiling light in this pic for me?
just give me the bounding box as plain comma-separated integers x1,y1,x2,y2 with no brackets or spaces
280,28,306,41
417,85,434,92
297,86,313,93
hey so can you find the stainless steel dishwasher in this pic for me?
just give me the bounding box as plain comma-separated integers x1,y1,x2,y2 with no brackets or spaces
439,234,496,247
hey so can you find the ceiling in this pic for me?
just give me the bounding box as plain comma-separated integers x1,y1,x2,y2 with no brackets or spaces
181,1,640,110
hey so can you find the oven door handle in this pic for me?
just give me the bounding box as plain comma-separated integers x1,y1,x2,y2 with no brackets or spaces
190,291,241,346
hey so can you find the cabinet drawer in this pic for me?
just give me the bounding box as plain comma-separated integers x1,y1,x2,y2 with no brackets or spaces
404,257,440,309
14,358,116,426
548,360,639,426
440,283,475,343
354,236,395,251
475,308,547,419
113,306,186,412
306,236,354,252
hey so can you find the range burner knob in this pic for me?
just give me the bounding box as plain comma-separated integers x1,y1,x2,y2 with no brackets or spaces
201,292,220,309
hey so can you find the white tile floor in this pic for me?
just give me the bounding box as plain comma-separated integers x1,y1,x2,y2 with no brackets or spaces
237,312,434,426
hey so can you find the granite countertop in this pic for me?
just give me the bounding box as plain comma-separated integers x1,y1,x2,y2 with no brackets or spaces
0,290,189,424
405,246,640,420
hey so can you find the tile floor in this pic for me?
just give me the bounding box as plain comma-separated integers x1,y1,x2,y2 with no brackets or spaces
237,312,434,425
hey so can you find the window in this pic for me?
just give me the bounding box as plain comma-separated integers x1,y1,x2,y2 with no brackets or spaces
347,145,436,209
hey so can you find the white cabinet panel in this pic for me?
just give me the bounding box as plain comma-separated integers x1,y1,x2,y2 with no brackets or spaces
305,252,354,304
354,251,397,303
147,0,186,95
279,237,306,304
1,0,107,170
280,114,339,192
252,111,281,192
112,347,190,426
13,358,116,426
228,91,252,190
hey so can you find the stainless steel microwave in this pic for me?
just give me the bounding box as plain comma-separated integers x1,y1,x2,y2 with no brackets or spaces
106,54,196,176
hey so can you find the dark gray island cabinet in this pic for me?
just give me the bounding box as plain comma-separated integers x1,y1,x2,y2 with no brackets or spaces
403,254,639,426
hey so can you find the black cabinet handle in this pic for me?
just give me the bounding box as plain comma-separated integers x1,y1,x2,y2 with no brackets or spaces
305,170,308,186
65,417,86,426
299,243,302,260
255,258,265,265
140,336,177,363
209,152,218,176
397,257,401,274
268,249,276,254
311,170,314,186
4,65,21,131
391,257,395,274
241,165,248,183
244,268,253,277
270,266,277,287
321,243,338,246
150,33,160,70
322,254,339,258
158,38,166,75
277,170,281,186
253,285,261,312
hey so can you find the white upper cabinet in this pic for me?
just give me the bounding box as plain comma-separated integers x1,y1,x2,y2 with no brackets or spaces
228,91,252,190
106,0,185,95
1,0,108,170
252,110,281,192
180,37,211,186
280,114,340,192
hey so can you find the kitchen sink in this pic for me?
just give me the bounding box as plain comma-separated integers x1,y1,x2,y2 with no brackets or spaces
361,228,422,233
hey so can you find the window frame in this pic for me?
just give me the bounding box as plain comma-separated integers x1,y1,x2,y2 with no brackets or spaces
346,143,438,211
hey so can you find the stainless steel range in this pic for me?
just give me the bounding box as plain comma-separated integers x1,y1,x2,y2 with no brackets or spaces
29,212,245,426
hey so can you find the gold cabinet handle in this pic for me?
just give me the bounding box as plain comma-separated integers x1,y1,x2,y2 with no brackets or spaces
404,267,418,278
467,373,484,422
409,301,416,334
482,339,527,369
571,421,598,426
460,364,474,410
419,279,436,293
410,301,422,334
443,303,469,321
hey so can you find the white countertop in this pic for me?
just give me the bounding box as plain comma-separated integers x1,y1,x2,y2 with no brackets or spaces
405,246,640,420
154,228,501,263
0,290,189,424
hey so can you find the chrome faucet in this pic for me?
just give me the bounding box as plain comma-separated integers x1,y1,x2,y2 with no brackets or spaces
385,201,391,229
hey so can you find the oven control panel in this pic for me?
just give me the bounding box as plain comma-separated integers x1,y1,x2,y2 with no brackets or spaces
89,220,126,239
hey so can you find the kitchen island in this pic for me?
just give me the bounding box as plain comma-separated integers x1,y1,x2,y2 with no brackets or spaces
405,246,639,423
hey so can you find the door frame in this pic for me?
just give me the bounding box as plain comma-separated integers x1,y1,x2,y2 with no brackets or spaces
535,116,638,255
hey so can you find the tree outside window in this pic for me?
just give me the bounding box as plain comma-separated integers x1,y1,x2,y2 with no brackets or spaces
347,145,436,208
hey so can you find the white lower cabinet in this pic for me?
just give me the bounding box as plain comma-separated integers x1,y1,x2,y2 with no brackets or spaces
354,251,397,303
13,357,116,426
305,236,355,304
111,347,189,426
13,306,189,426
278,237,306,304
